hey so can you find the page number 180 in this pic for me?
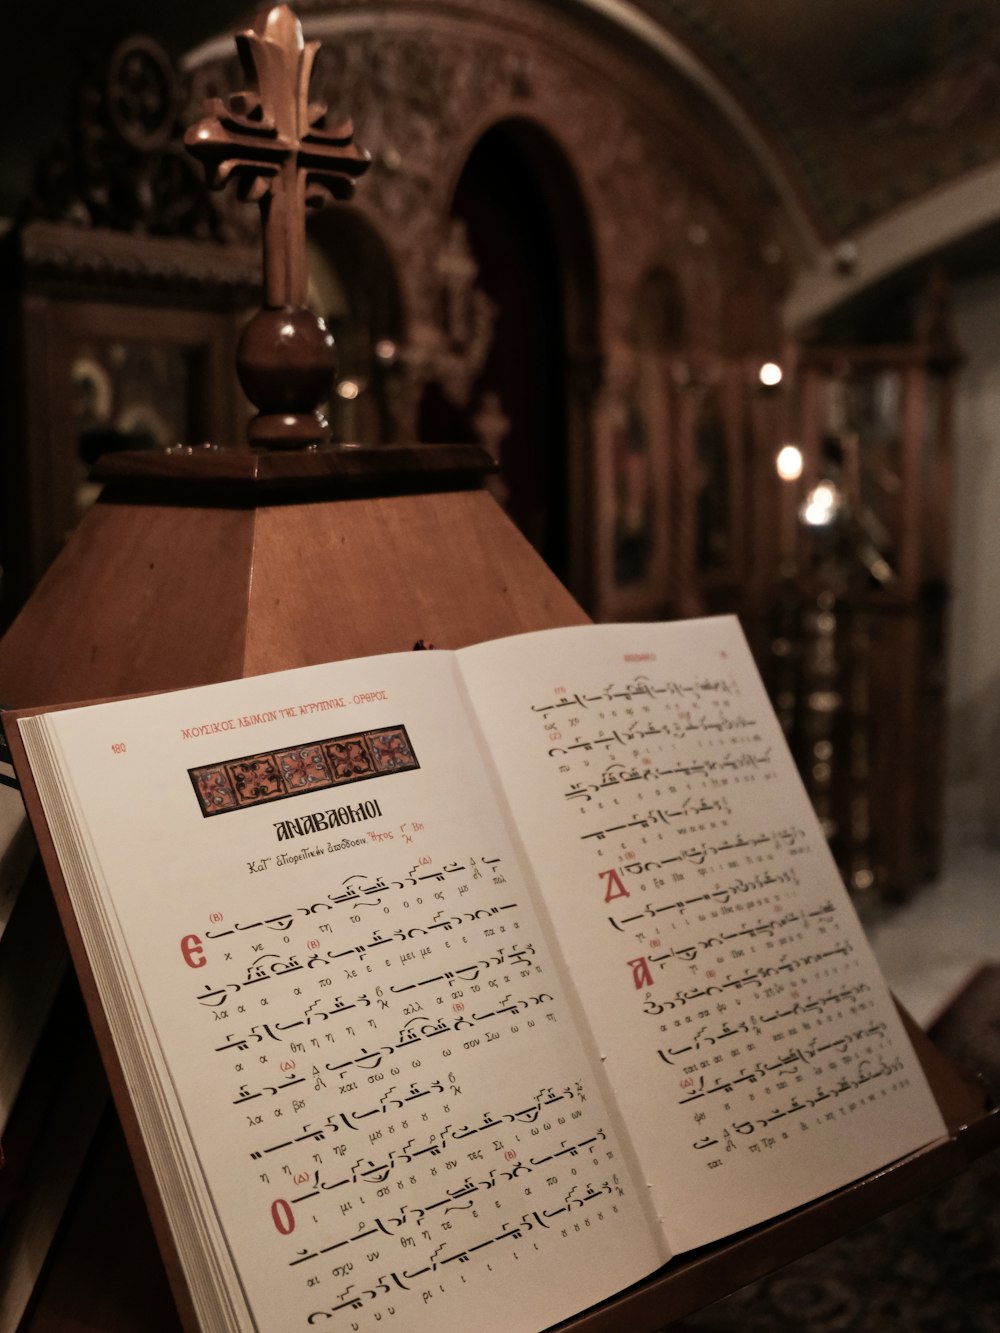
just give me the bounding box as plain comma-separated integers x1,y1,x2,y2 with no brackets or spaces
111,742,127,754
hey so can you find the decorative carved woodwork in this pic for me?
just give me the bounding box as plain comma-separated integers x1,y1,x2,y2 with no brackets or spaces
25,34,222,241
186,5,370,446
184,0,791,606
0,28,269,623
0,220,259,625
5,0,794,622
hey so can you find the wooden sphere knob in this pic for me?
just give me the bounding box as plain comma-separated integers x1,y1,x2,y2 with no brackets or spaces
237,307,337,448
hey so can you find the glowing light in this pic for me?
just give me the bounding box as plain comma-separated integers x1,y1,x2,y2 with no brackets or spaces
337,379,360,400
801,481,840,527
759,361,783,387
374,339,398,362
775,444,803,482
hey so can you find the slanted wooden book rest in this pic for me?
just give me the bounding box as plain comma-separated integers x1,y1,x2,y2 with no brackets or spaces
1,443,998,1333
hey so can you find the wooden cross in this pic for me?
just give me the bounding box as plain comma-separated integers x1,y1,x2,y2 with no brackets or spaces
184,5,370,446
186,4,369,310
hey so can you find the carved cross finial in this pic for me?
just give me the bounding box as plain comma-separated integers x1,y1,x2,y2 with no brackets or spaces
187,5,368,308
185,5,370,447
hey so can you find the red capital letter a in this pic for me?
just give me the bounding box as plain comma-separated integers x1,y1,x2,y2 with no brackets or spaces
599,867,630,903
628,957,653,990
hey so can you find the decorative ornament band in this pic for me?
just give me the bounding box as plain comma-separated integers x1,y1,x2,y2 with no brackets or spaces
189,724,419,816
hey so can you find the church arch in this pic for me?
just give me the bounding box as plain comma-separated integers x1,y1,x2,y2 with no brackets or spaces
426,114,600,594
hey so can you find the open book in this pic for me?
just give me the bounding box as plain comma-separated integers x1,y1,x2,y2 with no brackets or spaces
14,618,946,1333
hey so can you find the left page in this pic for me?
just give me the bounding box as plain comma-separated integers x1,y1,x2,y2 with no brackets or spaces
18,651,663,1333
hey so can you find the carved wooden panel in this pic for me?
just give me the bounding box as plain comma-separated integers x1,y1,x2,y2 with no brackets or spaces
0,223,257,621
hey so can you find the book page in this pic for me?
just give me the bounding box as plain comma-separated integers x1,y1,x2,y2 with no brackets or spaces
21,651,662,1333
458,618,948,1252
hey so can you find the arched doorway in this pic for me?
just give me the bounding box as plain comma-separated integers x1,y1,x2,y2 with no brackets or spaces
421,118,599,592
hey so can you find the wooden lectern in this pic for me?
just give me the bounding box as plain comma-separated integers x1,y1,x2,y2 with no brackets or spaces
0,8,996,1331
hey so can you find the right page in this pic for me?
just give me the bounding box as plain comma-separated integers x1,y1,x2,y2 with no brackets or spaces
457,617,948,1254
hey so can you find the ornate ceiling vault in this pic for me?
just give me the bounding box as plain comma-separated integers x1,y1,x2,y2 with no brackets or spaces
6,0,1000,321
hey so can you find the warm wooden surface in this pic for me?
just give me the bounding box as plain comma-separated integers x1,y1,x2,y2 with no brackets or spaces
92,442,496,501
0,499,256,706
242,488,589,671
0,471,583,710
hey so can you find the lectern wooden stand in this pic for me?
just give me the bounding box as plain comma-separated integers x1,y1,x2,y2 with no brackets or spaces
3,446,998,1333
1,7,997,1331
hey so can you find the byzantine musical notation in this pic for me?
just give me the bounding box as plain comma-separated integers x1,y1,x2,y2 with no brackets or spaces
19,621,946,1328
459,620,944,1247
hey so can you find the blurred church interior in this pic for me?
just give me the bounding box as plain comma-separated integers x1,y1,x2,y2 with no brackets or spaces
1,1,999,1020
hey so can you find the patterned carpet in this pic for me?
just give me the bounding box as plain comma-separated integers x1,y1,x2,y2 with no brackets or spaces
675,967,1000,1332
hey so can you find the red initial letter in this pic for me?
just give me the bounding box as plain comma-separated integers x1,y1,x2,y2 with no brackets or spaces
627,956,653,989
180,934,206,968
599,868,630,903
271,1198,295,1234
